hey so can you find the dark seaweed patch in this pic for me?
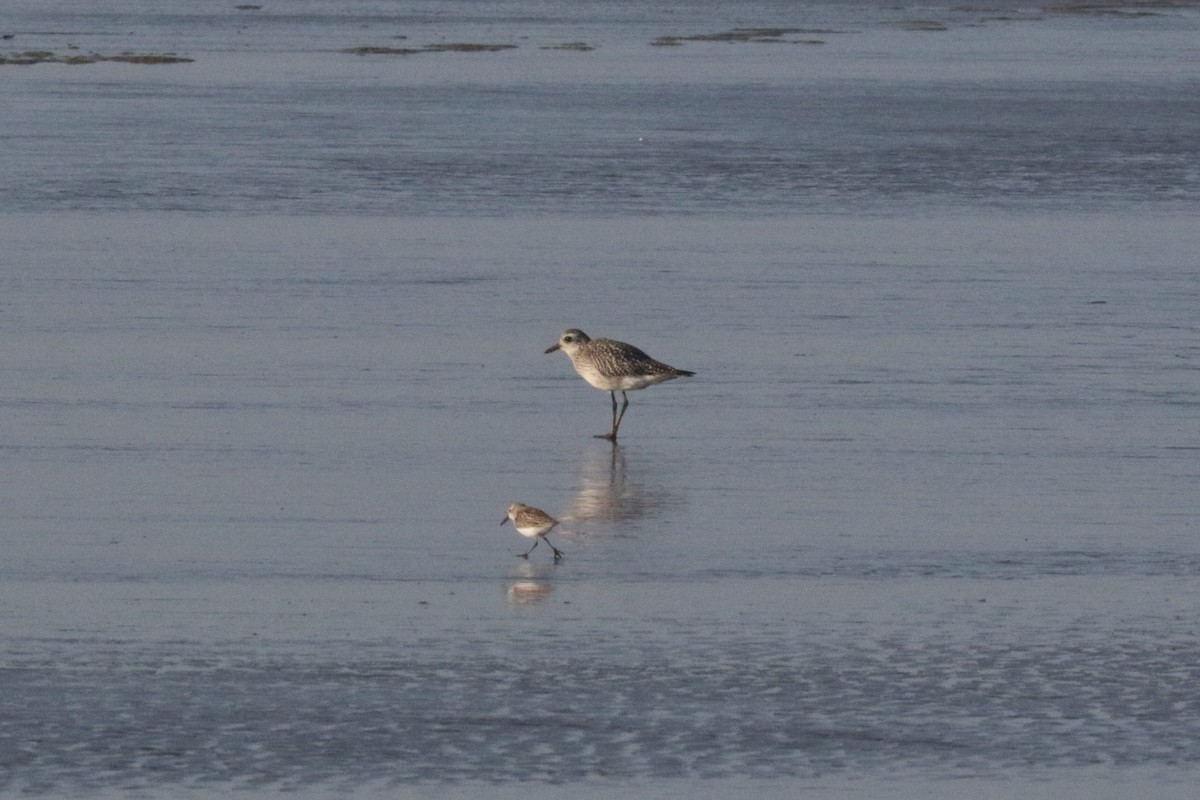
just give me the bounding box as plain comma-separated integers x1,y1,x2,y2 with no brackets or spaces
651,28,831,46
341,46,424,56
342,42,518,56
539,42,596,52
0,50,193,65
1044,0,1187,15
900,19,950,31
423,43,517,53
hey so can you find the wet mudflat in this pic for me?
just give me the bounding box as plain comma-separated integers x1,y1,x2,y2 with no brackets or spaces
2,1,1198,796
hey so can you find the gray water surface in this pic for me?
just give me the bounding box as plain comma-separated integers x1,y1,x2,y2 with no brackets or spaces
2,1,1199,796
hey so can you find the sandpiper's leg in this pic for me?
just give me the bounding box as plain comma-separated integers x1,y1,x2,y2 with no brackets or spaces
520,539,540,558
546,537,564,561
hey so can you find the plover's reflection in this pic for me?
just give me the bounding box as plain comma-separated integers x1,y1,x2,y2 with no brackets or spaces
506,561,554,606
562,443,681,530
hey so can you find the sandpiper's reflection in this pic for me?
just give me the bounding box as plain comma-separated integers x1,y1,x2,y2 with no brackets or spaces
562,443,682,530
506,561,554,606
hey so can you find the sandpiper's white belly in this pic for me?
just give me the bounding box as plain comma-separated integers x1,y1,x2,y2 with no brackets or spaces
514,521,555,539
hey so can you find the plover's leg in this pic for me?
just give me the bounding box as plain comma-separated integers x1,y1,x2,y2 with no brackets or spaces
611,391,630,439
595,391,620,440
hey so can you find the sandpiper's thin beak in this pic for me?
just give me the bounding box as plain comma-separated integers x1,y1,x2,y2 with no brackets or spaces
500,516,510,526
544,343,561,354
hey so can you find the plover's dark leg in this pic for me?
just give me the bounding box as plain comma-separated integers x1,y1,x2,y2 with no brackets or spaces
595,391,620,440
611,391,631,439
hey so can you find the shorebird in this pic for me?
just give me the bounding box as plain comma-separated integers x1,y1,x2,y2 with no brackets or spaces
502,502,564,561
545,329,695,441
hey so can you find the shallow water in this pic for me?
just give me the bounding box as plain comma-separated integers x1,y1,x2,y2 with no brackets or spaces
2,1,1199,797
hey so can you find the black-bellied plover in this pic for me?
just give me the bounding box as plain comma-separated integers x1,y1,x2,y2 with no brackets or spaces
502,502,564,561
545,329,695,441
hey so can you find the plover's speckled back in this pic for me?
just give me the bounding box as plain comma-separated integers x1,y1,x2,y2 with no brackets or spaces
545,329,695,441
501,502,564,561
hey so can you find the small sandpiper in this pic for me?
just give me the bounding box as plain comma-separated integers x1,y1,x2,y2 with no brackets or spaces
502,502,564,561
545,329,695,441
